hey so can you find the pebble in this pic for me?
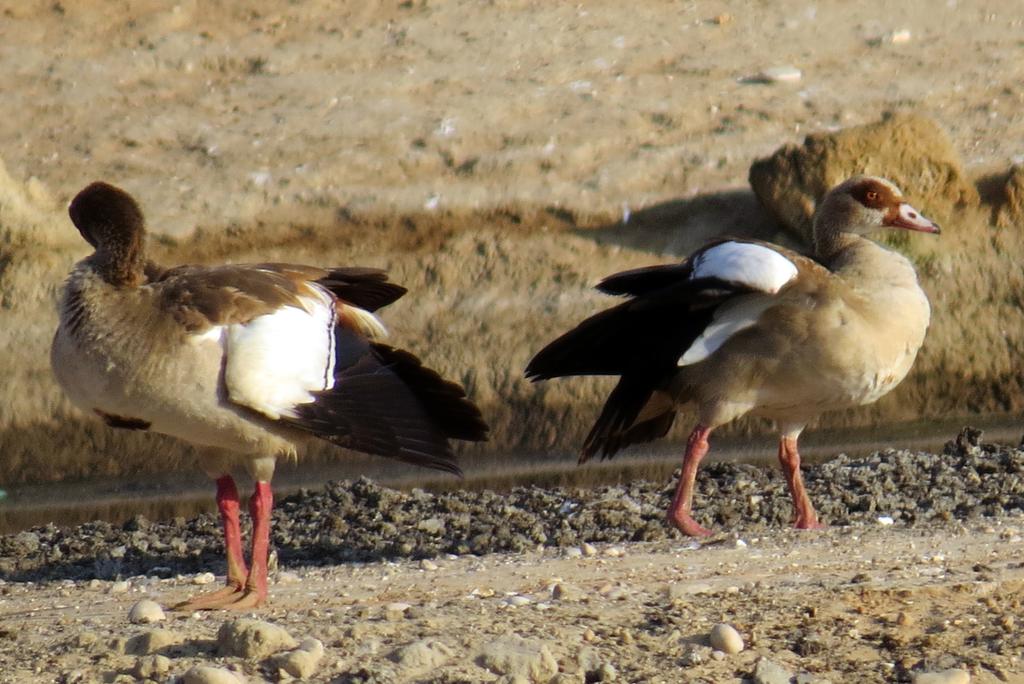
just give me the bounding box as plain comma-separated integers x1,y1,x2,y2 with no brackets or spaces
126,628,182,656
753,657,795,684
217,618,297,659
563,547,583,559
912,669,971,684
391,638,454,672
132,655,171,679
128,599,165,624
757,66,802,83
581,542,598,557
504,595,532,607
419,559,439,571
385,602,412,620
269,637,324,679
551,583,583,602
603,546,625,558
479,635,559,682
877,516,895,526
192,572,216,585
109,580,130,594
709,623,744,654
182,665,246,684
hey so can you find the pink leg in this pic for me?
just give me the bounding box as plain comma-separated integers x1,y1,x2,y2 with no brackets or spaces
174,476,250,610
777,436,825,530
665,425,713,537
223,480,273,610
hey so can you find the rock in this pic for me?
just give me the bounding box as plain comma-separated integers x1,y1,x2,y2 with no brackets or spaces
217,618,297,659
749,113,978,242
109,580,131,594
192,572,216,585
756,66,802,83
270,637,324,679
995,164,1024,228
384,602,412,620
419,559,439,570
128,599,165,624
181,665,246,684
132,654,171,679
417,517,446,534
753,656,794,684
392,638,454,673
125,628,182,655
503,595,532,607
709,623,744,654
479,635,559,682
551,583,583,602
912,669,971,684
581,542,598,557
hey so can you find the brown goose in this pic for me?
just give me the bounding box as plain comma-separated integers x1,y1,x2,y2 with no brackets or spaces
526,176,939,536
52,182,488,609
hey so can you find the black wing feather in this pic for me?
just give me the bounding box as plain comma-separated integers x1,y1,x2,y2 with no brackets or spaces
282,325,486,474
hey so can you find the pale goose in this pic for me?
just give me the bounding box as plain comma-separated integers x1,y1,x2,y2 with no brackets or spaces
52,182,488,609
526,175,939,537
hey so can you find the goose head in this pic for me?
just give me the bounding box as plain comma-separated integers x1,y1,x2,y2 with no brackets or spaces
68,182,147,286
812,175,940,256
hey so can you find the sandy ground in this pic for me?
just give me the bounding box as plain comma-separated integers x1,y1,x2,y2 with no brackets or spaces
1,1,1024,681
2,520,1024,682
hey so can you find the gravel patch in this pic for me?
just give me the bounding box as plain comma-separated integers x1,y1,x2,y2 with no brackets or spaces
1,428,1022,584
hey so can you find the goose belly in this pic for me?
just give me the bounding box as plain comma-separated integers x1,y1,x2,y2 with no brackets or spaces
52,327,287,455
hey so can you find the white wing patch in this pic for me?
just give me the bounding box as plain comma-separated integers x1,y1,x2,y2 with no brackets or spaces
691,242,797,294
222,285,339,420
678,296,775,366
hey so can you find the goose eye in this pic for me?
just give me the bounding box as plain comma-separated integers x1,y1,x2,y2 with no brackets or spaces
866,190,878,201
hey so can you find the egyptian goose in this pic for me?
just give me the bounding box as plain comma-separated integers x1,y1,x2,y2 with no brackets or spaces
52,182,488,609
526,176,939,536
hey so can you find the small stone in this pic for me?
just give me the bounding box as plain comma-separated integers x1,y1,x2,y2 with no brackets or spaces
581,543,598,557
734,539,748,549
897,611,914,626
887,29,912,44
757,66,802,83
217,618,297,659
877,516,895,526
276,571,301,584
479,636,558,682
563,547,583,559
504,595,532,607
753,657,794,684
128,599,165,625
603,547,625,558
391,638,454,672
182,665,245,684
419,559,439,571
417,517,446,534
385,602,412,620
551,583,583,602
192,572,216,585
132,654,171,679
709,623,744,654
109,580,130,594
912,669,970,684
582,628,596,642
681,644,712,666
712,13,732,25
126,628,183,656
270,638,324,679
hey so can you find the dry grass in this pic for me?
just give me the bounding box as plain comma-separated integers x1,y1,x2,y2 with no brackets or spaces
1,163,1021,487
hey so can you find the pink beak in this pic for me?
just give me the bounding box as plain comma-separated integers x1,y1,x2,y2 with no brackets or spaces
888,202,941,234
